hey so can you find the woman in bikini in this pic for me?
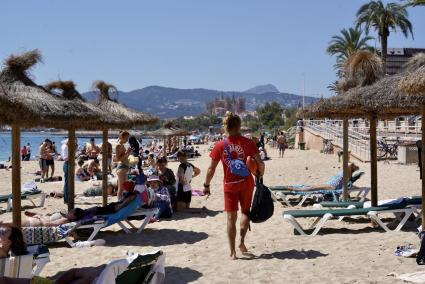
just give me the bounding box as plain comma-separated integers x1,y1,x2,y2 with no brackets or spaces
115,131,132,199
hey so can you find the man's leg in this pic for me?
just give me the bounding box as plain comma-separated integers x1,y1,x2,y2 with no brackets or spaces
239,212,250,253
227,211,238,260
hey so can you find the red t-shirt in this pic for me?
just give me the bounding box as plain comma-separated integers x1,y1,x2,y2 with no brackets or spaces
210,135,259,185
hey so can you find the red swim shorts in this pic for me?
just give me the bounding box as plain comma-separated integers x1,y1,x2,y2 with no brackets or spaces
223,180,254,213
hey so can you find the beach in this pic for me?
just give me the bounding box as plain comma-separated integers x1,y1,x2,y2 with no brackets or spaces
0,144,422,283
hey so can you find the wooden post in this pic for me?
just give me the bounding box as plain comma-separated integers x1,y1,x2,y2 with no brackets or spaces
102,129,109,206
342,118,349,201
67,129,76,211
370,114,378,207
11,124,21,227
421,105,425,229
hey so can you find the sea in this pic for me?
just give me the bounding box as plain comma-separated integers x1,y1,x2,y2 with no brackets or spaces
0,132,153,162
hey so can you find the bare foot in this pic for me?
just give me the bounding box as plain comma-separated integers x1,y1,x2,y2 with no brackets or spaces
24,211,36,217
230,251,237,260
239,243,248,254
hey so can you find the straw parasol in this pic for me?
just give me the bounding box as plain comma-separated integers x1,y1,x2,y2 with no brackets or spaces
305,53,425,208
0,50,101,226
399,58,425,229
46,80,118,209
93,81,159,206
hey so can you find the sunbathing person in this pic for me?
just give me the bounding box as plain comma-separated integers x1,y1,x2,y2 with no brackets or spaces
75,159,90,181
0,223,28,257
285,163,360,192
23,184,153,227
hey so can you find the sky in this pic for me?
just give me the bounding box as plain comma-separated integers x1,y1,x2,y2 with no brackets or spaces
1,1,424,97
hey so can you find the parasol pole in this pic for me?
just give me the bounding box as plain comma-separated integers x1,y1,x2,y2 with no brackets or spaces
11,124,22,227
370,114,378,207
422,104,425,229
342,118,349,201
102,129,109,206
67,129,76,210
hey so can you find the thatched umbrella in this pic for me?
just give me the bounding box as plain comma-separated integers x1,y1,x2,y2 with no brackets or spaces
92,81,158,206
148,124,190,152
399,65,425,228
305,72,425,207
45,80,121,209
0,50,100,226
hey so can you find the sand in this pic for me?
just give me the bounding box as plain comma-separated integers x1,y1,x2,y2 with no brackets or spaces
0,144,423,283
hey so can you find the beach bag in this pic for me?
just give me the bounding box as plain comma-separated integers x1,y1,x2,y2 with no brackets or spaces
224,139,249,178
249,177,274,223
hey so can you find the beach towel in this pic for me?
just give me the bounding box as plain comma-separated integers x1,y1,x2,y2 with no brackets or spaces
192,189,205,196
22,223,77,245
103,195,142,226
95,251,165,284
398,272,425,283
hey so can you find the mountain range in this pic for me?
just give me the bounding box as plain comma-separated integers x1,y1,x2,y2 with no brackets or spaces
83,84,319,119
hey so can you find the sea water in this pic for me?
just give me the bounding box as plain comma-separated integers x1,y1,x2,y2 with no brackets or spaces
0,132,153,162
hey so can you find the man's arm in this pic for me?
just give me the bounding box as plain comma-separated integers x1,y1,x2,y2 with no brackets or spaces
203,159,219,195
115,194,137,211
252,154,265,176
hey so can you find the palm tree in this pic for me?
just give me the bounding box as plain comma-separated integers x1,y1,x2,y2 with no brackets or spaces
356,0,413,73
406,0,425,6
326,27,374,77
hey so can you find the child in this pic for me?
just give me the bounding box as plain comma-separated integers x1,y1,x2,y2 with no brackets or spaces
147,175,173,220
176,151,201,211
75,159,90,181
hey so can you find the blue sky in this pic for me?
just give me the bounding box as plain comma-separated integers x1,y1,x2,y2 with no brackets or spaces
1,1,424,97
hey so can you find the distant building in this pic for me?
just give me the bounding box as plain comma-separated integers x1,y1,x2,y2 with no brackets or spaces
380,48,425,75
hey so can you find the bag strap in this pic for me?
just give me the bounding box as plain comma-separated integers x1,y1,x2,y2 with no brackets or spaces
224,139,232,163
255,175,263,185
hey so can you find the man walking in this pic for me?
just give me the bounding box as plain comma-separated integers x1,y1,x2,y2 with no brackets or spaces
61,139,69,204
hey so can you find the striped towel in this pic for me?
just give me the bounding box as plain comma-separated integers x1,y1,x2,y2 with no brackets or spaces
22,223,77,245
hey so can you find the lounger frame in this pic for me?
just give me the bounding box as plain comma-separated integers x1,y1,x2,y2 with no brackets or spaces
6,192,46,212
283,207,415,236
65,208,159,247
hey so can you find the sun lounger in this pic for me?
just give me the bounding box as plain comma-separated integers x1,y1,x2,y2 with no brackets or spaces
283,203,416,236
1,189,46,212
270,172,367,206
0,245,50,278
95,251,165,284
316,196,422,209
65,206,159,247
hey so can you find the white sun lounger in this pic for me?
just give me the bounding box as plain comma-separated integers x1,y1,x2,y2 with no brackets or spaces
65,208,159,247
0,245,50,278
283,205,415,236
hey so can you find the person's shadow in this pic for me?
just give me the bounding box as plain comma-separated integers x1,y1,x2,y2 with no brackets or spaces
165,266,202,284
240,249,328,260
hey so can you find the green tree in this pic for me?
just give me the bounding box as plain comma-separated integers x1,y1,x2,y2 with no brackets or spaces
405,0,425,6
356,0,413,72
326,27,374,77
256,102,284,130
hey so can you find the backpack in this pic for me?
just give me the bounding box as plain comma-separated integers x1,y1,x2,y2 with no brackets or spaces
417,230,425,265
224,139,249,178
249,177,274,223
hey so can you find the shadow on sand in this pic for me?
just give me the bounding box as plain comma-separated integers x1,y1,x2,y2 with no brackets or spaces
240,249,328,260
165,266,202,284
101,228,209,247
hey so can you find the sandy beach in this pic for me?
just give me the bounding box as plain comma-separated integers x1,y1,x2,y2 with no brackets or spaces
0,144,423,283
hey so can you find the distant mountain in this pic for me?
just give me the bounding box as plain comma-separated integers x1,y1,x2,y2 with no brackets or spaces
83,85,319,119
244,84,279,94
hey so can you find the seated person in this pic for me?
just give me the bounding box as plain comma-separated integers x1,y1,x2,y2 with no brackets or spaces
75,159,90,181
286,163,360,192
87,158,101,180
86,138,101,159
147,175,172,220
259,147,268,160
157,157,177,208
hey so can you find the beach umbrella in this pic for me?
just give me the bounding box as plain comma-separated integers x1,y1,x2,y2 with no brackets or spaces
45,80,123,210
305,68,425,207
0,50,100,226
92,81,158,206
399,65,425,228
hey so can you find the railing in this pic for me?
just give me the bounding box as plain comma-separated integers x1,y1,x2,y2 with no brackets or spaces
304,119,422,161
